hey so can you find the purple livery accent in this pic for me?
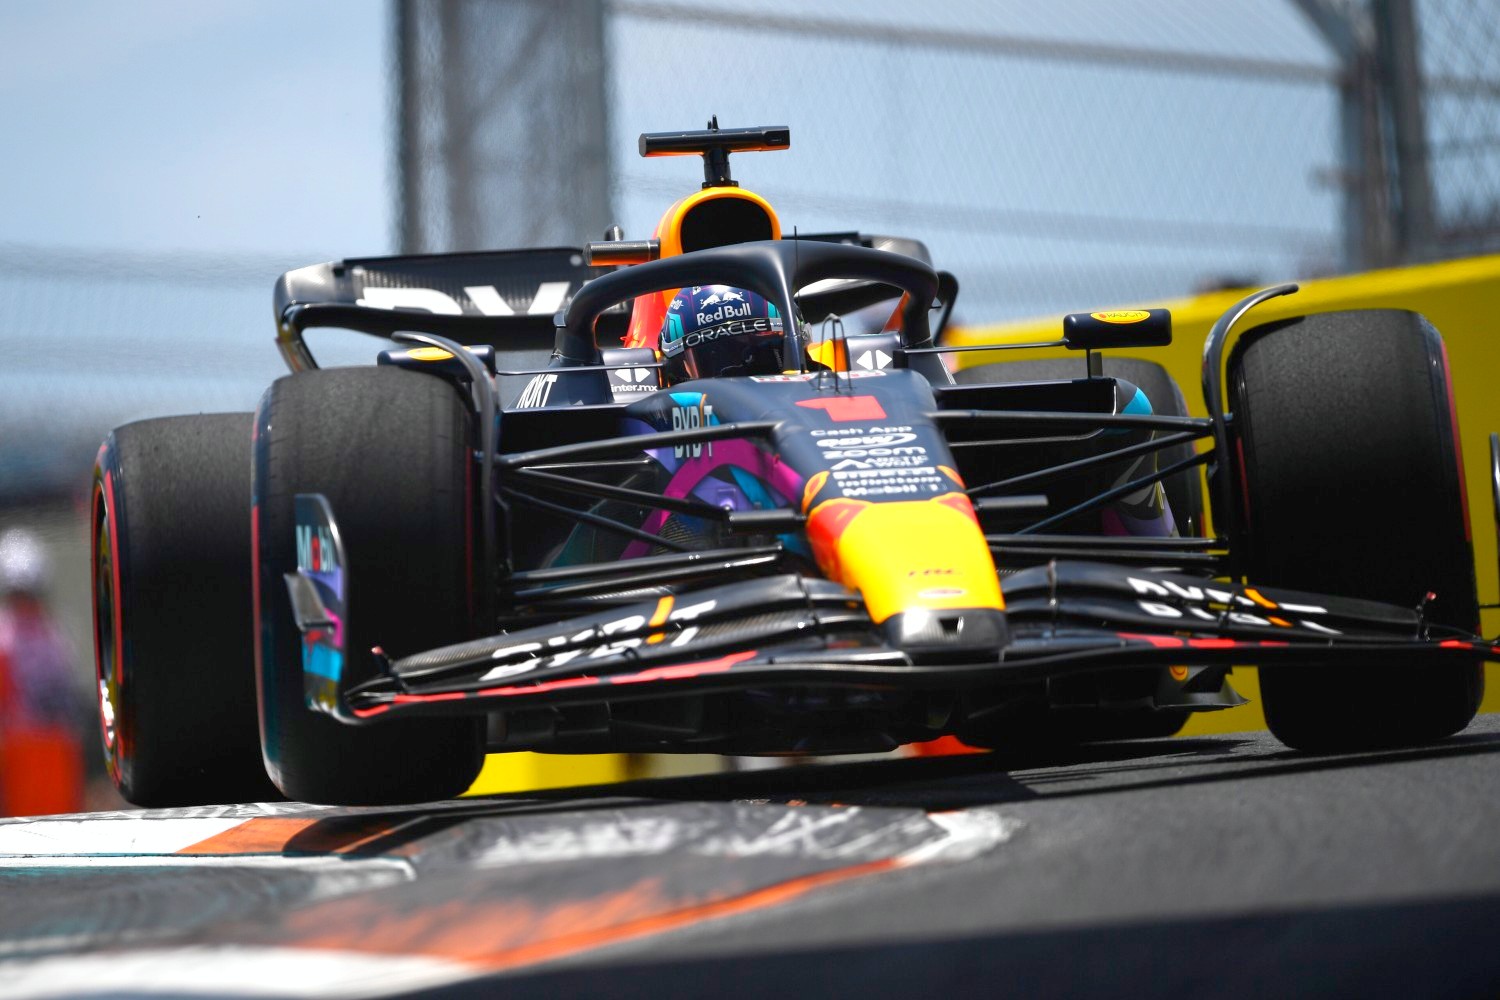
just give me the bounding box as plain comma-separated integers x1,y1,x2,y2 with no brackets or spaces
306,598,344,649
1102,502,1178,538
622,439,806,559
620,417,689,475
690,476,753,512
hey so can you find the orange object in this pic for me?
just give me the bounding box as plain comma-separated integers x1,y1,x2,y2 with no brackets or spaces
622,187,782,349
0,727,84,817
907,735,984,757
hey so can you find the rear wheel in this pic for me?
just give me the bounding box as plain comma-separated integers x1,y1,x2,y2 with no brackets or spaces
1230,309,1482,752
92,414,278,807
254,366,485,804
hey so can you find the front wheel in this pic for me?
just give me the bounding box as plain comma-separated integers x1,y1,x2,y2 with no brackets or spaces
254,366,485,804
1230,309,1482,752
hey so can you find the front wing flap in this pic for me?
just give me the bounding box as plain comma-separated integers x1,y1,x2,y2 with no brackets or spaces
340,618,1499,722
282,493,1500,721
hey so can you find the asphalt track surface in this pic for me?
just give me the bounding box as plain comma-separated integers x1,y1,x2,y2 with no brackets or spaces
4,716,1500,998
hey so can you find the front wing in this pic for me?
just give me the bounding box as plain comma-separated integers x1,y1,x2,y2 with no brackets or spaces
284,497,1500,724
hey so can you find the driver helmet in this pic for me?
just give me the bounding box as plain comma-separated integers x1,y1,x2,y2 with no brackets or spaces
659,285,784,382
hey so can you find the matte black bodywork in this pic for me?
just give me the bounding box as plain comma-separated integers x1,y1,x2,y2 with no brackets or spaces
270,238,1500,757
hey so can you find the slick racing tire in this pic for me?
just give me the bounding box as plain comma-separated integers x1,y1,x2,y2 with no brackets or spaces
92,414,280,807
1230,309,1482,752
955,357,1205,536
255,366,485,804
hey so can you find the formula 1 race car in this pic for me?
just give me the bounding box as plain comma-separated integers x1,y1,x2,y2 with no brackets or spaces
93,123,1500,806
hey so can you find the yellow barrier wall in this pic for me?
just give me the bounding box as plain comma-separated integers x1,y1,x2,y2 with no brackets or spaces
946,254,1500,733
463,752,629,797
462,751,726,797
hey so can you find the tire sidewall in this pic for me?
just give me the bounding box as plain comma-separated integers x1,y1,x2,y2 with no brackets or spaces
1230,310,1481,750
253,366,485,804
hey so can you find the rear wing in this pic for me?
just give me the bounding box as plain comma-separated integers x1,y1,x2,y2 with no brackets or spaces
271,233,947,374
273,246,608,373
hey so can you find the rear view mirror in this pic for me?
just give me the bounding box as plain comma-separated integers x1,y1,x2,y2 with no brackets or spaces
1063,309,1172,350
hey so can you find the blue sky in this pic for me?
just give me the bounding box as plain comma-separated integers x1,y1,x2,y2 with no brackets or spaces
0,1,1342,498
0,1,1330,260
0,2,388,257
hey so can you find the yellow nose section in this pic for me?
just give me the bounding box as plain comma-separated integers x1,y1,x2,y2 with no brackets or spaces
806,493,1003,624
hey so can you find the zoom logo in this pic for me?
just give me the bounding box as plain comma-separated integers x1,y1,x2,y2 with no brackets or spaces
817,432,917,449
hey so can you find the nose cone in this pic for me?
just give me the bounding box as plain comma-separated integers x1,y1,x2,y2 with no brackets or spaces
805,492,1004,626
881,607,1010,659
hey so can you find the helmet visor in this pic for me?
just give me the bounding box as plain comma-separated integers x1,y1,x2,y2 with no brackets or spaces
667,314,784,379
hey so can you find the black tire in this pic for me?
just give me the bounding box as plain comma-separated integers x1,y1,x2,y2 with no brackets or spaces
1230,309,1482,752
92,414,279,807
254,366,485,804
955,357,1205,536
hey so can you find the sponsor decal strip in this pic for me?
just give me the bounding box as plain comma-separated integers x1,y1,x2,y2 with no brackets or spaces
357,650,758,718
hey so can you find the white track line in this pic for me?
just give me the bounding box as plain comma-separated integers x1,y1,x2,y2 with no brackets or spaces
898,809,1023,865
0,854,415,875
0,818,246,856
0,945,477,1000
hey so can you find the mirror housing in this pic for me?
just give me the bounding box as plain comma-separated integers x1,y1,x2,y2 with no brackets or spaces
1063,309,1172,350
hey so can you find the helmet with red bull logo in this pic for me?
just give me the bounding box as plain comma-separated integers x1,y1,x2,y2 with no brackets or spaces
659,285,784,382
